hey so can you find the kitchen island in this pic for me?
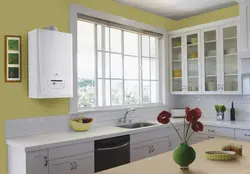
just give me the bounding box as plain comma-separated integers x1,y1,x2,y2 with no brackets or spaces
97,139,250,174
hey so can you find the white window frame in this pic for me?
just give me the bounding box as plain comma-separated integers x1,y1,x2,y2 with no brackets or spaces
69,4,169,113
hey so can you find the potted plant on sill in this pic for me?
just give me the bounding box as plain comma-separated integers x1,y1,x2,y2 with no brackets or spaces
157,107,204,169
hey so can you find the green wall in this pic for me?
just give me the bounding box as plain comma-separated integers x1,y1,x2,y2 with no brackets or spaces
0,1,239,174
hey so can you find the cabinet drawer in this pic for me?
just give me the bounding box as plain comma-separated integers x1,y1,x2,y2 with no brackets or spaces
202,126,234,138
49,141,94,160
130,127,169,144
235,129,250,140
49,152,94,174
196,133,233,142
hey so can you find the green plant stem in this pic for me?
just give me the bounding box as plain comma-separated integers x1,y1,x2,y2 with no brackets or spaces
169,121,183,143
185,123,191,143
183,117,186,143
186,131,195,143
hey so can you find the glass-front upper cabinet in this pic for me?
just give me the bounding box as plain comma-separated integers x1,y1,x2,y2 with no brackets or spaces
170,36,184,94
185,32,201,94
221,24,241,94
202,28,220,94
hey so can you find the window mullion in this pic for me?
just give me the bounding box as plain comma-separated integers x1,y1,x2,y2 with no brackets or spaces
149,37,152,103
109,27,112,106
122,31,125,105
101,25,106,106
139,35,143,106
94,24,98,107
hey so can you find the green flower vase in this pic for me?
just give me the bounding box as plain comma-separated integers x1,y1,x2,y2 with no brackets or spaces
173,143,196,169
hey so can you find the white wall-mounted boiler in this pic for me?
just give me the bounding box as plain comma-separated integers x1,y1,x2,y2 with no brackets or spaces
28,29,73,98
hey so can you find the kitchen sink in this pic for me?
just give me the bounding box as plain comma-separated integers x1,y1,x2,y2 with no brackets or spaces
116,122,155,129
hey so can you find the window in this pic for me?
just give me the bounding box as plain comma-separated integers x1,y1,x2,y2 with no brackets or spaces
77,19,161,109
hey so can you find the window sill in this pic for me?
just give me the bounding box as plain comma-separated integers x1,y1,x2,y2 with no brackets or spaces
69,103,164,114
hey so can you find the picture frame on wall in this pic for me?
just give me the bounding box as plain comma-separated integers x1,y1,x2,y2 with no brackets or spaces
5,35,21,82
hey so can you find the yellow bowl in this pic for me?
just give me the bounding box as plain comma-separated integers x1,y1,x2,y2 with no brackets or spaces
70,119,93,132
205,151,236,161
173,69,182,77
189,52,198,59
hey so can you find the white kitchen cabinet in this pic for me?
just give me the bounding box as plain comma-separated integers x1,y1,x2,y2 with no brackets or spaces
26,150,48,174
152,137,169,156
238,0,250,59
220,23,241,94
170,18,241,95
201,27,221,94
130,127,171,162
185,31,202,94
170,35,185,94
28,29,73,98
130,141,152,162
168,137,182,151
201,23,241,95
49,152,94,174
130,137,169,162
49,157,71,174
74,153,94,174
235,129,250,140
170,31,202,94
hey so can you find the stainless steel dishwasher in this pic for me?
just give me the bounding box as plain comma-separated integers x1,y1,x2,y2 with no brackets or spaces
94,135,130,172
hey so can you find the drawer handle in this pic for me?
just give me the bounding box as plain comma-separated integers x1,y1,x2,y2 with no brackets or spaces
245,134,250,137
208,129,215,132
70,163,74,170
96,142,129,151
208,136,214,139
74,162,77,170
44,156,48,167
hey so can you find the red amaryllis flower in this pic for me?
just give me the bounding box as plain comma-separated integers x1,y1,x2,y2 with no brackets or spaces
186,108,202,122
191,121,204,132
157,111,171,124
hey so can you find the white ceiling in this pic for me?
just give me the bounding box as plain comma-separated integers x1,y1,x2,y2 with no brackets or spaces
114,0,238,20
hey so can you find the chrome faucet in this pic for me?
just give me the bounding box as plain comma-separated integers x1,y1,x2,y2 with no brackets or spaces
122,108,136,123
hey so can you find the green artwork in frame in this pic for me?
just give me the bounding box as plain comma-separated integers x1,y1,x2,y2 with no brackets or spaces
5,35,21,82
8,67,19,79
8,53,19,64
8,39,19,51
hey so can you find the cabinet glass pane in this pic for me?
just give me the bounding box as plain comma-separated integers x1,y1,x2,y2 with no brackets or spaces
187,34,199,91
172,37,182,91
223,26,238,91
204,30,218,92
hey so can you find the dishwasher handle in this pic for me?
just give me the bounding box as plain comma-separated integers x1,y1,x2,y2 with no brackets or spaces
96,142,129,151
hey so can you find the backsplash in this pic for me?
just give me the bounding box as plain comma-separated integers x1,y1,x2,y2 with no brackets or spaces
176,95,250,121
5,105,168,139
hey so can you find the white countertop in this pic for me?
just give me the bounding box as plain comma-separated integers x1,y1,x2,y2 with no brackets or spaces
6,118,250,152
